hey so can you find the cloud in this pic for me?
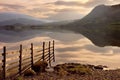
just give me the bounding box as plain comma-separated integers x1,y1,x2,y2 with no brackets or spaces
0,0,119,21
54,8,80,12
43,0,119,20
27,7,55,17
0,3,25,10
112,48,120,54
82,44,110,53
46,11,83,21
56,46,81,52
48,1,82,6
56,44,112,54
27,4,86,20
46,0,119,8
28,7,51,12
84,0,114,8
56,52,79,58
46,1,82,6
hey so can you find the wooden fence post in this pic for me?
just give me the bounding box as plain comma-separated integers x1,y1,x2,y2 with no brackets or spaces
42,42,45,61
30,43,34,68
53,40,55,62
19,44,22,75
48,41,51,67
2,46,6,80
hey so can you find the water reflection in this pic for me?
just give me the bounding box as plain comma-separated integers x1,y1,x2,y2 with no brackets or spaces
0,30,120,69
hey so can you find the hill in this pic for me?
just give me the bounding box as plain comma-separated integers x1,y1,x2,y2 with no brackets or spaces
0,12,50,26
61,4,120,47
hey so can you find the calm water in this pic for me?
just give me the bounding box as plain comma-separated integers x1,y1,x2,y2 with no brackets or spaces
0,30,120,69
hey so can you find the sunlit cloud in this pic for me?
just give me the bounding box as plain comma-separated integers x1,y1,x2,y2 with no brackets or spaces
0,0,119,21
0,3,25,9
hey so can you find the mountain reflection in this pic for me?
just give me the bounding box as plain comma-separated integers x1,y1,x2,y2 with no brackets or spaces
0,30,120,69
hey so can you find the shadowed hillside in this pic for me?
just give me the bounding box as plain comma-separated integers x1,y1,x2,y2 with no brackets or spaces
61,4,120,47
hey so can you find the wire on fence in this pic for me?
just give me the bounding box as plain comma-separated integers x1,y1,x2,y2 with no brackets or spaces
1,40,55,80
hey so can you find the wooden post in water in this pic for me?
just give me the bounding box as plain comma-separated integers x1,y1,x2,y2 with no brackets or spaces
19,44,22,75
30,43,34,68
53,40,55,62
42,42,45,61
48,41,51,67
2,46,6,80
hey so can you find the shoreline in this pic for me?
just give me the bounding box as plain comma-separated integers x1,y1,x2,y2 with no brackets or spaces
20,62,120,80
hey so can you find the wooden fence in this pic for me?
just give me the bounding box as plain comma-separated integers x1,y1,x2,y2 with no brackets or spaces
0,40,55,80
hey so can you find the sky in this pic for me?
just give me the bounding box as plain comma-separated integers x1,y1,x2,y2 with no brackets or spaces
0,0,119,21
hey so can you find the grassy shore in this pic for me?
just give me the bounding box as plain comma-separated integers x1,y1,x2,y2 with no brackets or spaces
15,63,120,80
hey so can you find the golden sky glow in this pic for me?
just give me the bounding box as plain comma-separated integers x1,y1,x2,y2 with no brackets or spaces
0,0,119,21
64,0,89,3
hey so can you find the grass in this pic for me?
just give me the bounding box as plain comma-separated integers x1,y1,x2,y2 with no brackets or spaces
54,63,92,76
15,76,23,80
66,64,92,75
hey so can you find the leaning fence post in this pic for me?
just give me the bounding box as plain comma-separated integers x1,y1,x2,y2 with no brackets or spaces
53,40,55,62
42,42,45,61
19,44,22,75
2,46,6,80
31,43,34,68
48,41,51,67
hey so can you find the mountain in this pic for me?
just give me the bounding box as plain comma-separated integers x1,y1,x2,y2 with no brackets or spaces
79,4,120,25
61,4,120,47
0,12,50,26
0,18,45,26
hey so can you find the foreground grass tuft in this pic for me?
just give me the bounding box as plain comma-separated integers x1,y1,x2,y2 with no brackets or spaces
54,63,92,76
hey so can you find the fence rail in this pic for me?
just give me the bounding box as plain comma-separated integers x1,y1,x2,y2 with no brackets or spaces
0,40,55,80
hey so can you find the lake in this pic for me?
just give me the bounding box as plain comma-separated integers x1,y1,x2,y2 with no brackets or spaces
0,29,120,69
